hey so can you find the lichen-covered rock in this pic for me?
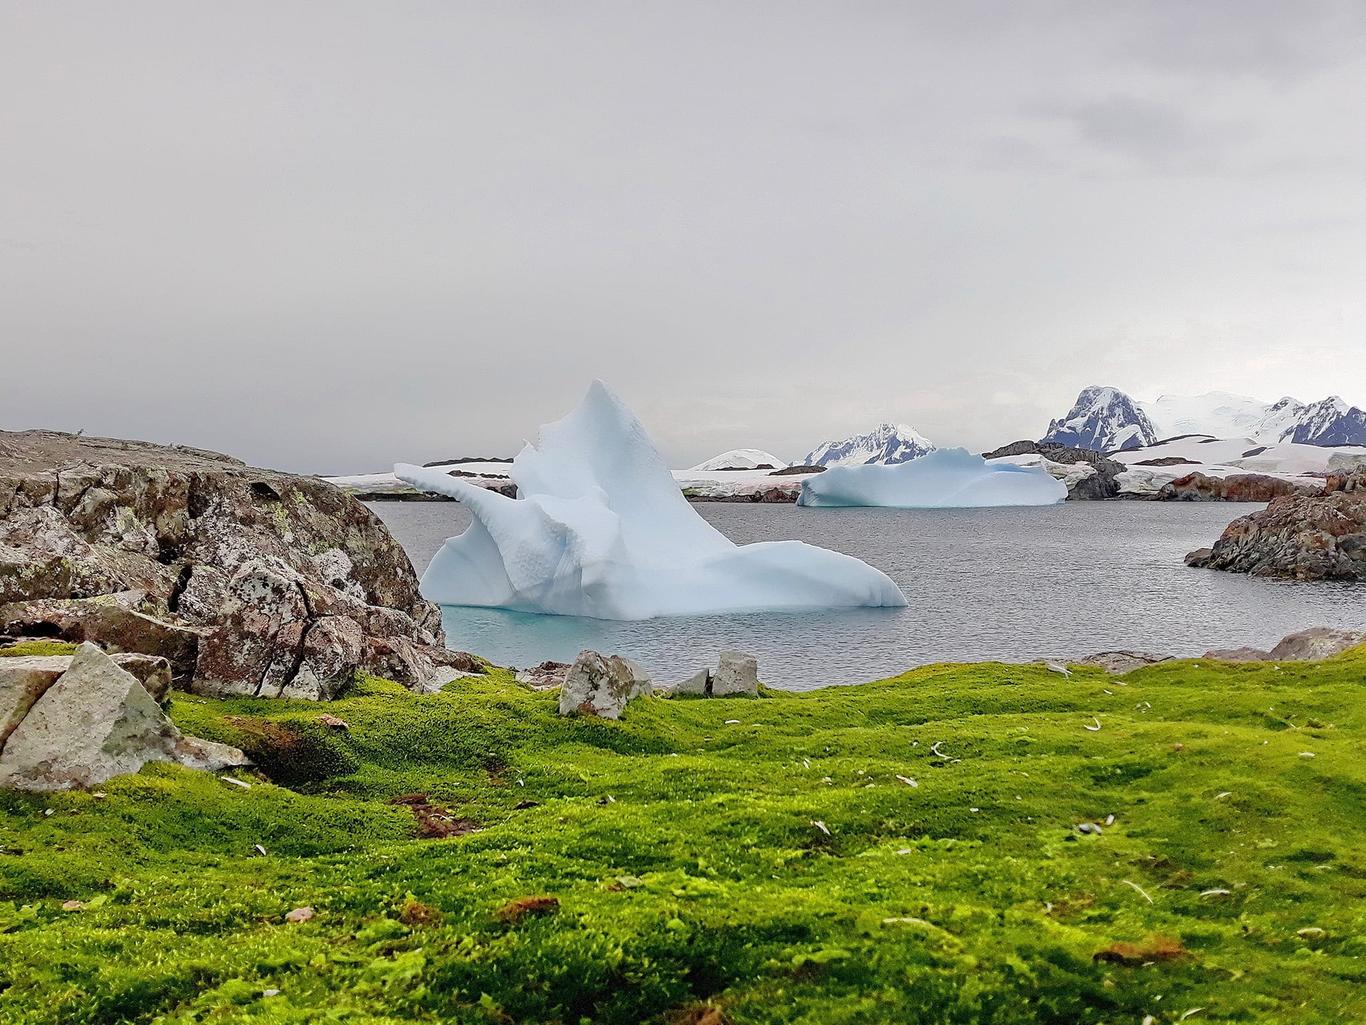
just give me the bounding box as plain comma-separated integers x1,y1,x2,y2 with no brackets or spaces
1186,473,1366,580
712,651,759,696
1,653,172,737
0,429,465,698
558,650,652,718
0,643,247,792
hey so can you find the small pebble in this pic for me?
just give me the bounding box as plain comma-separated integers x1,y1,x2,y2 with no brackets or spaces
1075,822,1102,836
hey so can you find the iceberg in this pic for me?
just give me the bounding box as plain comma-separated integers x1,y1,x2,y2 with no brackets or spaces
395,382,906,620
797,448,1068,508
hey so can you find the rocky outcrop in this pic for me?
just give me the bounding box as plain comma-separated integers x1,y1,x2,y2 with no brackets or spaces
1185,470,1366,580
0,429,473,697
1204,626,1365,663
0,643,246,792
981,441,1126,500
558,651,652,718
1157,471,1319,503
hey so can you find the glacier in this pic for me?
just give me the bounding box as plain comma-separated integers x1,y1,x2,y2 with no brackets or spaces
394,381,906,620
797,448,1068,508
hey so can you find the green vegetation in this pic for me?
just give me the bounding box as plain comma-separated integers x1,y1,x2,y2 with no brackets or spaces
1,650,1363,1024
0,640,78,658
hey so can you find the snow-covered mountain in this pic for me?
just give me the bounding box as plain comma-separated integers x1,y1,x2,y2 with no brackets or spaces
1041,386,1158,452
1251,396,1366,446
801,423,935,468
1140,391,1270,441
688,448,786,471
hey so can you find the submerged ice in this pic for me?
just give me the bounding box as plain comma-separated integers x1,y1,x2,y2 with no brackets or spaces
395,382,906,620
797,448,1068,509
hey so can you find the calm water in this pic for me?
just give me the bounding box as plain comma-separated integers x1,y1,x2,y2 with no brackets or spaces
367,500,1366,690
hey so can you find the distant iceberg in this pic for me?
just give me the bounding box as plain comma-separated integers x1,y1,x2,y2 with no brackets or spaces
395,382,906,620
797,448,1068,508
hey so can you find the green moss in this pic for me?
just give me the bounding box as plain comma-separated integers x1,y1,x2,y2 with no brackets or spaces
0,640,79,657
1,651,1364,1023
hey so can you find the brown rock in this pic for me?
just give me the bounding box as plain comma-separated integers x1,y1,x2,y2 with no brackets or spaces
1185,478,1366,580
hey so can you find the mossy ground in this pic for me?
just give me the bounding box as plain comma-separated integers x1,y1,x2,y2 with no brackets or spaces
1,649,1363,1024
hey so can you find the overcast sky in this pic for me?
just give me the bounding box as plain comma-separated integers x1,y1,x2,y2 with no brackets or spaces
3,2,1365,472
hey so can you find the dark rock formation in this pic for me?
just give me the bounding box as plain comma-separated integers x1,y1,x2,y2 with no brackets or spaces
980,440,1126,500
1158,471,1321,503
0,429,475,698
1186,470,1366,579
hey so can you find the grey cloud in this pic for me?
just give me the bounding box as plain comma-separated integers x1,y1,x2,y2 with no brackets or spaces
1,3,1363,472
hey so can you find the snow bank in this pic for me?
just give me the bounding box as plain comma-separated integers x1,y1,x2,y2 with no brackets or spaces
688,448,786,471
797,448,1068,508
394,382,906,619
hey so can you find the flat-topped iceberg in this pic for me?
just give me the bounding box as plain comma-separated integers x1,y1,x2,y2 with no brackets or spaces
797,448,1068,508
395,382,906,620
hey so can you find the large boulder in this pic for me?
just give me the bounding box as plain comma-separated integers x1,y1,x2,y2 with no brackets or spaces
0,429,470,697
1205,626,1365,663
0,643,247,792
558,651,652,719
1186,472,1366,580
712,650,760,696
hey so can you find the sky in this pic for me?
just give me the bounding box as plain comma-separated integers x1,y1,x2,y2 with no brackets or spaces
3,2,1365,473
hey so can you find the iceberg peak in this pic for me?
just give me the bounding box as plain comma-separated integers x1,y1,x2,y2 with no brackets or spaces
396,382,906,620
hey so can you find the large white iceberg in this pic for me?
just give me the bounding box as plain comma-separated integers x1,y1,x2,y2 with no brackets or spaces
797,448,1068,508
395,382,906,620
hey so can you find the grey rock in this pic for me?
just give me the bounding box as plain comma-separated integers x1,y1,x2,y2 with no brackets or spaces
0,653,173,732
0,643,248,792
515,660,571,691
712,651,759,696
672,668,711,696
1205,626,1365,663
558,650,652,719
1076,651,1173,675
